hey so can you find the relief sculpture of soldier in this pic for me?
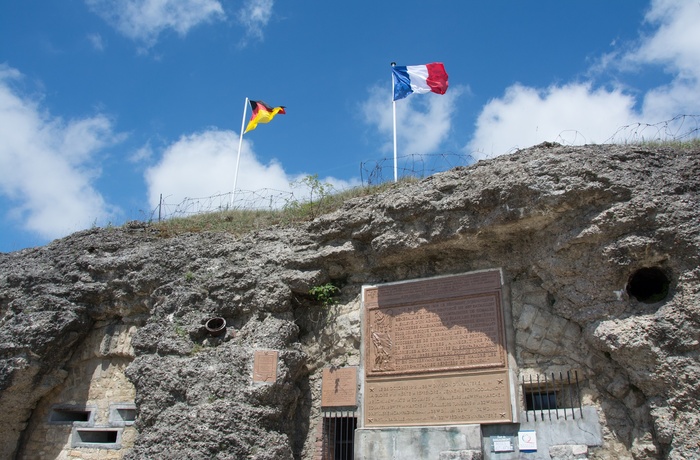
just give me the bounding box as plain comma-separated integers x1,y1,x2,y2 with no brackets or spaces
370,311,394,371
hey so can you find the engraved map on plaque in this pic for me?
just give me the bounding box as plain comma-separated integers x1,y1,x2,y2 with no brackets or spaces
321,367,358,407
362,269,513,426
253,350,278,383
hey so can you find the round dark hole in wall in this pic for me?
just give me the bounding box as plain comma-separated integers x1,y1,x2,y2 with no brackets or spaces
626,267,669,303
205,317,227,336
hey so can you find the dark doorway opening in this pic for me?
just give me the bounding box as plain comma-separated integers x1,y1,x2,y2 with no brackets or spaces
321,411,356,460
627,267,669,303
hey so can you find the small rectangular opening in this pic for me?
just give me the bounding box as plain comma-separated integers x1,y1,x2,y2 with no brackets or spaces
321,411,357,460
76,429,118,444
109,403,137,426
72,428,122,449
521,370,584,421
117,408,136,422
49,407,92,424
525,391,557,411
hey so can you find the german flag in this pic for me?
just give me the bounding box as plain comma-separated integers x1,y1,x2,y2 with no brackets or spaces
244,100,286,133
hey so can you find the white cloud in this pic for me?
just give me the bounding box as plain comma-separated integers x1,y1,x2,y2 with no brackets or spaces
85,0,225,47
632,0,700,121
631,0,700,78
144,128,357,215
237,0,274,44
468,83,637,159
361,85,462,157
466,0,700,159
130,143,154,163
0,65,121,240
145,130,287,210
87,33,105,51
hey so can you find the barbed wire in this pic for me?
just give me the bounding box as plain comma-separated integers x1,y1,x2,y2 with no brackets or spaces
151,116,698,222
605,114,700,144
152,188,295,222
359,152,473,186
151,153,471,221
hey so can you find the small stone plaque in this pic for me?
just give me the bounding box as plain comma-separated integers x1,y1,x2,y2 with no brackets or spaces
321,367,358,407
363,369,512,426
253,350,278,383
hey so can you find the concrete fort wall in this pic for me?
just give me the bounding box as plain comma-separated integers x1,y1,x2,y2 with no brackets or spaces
17,321,137,460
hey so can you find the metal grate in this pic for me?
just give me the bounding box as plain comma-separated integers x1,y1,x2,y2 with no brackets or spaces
522,370,583,422
321,410,357,460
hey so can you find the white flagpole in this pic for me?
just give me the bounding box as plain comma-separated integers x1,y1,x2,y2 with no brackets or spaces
391,62,398,183
231,97,249,208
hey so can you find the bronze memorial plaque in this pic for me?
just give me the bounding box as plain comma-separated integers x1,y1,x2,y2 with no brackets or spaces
321,367,358,407
362,270,513,426
364,270,506,377
363,370,512,426
253,350,278,383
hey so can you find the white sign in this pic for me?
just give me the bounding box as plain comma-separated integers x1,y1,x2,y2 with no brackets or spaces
518,430,537,451
492,435,514,452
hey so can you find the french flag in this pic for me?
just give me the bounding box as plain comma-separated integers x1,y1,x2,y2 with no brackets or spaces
392,63,449,101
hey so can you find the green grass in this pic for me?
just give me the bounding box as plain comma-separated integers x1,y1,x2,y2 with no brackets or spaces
151,178,418,239
147,138,700,240
630,137,700,150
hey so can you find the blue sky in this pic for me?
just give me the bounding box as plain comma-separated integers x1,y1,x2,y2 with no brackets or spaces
1,0,699,253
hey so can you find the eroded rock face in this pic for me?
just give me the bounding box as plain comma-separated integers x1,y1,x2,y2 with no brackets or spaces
1,144,699,459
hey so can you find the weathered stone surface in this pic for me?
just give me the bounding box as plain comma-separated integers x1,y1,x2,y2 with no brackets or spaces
439,449,483,460
549,444,588,459
1,144,699,459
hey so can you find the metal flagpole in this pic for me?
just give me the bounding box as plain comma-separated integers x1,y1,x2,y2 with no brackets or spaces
231,97,249,208
391,62,398,183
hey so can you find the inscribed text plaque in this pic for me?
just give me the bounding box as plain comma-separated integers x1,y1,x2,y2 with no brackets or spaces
365,270,506,377
362,270,514,426
253,350,278,383
321,367,358,407
364,270,500,309
363,370,512,426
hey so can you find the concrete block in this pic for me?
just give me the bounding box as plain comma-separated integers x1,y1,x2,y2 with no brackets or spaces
533,310,552,329
517,304,539,331
521,290,549,307
539,339,560,356
481,407,601,460
355,425,481,460
549,444,588,459
544,316,569,341
525,327,545,351
439,449,483,460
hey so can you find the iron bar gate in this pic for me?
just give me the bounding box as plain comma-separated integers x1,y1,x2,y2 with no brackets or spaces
522,370,583,422
321,409,357,460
